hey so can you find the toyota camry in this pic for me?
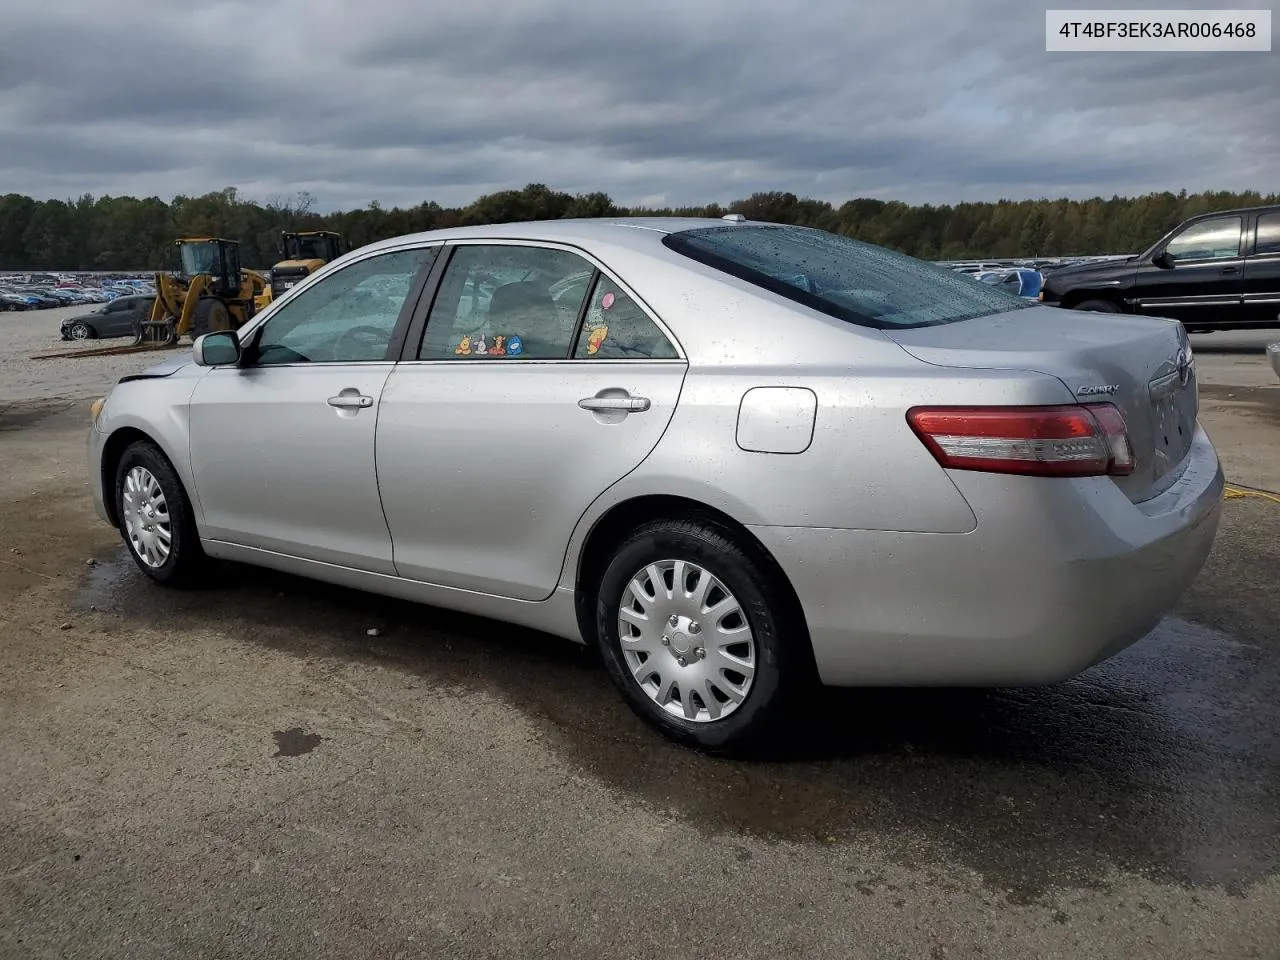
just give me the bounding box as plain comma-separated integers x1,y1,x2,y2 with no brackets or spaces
86,217,1224,751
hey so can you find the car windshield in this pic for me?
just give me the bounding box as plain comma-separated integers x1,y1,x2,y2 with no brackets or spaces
663,224,1031,329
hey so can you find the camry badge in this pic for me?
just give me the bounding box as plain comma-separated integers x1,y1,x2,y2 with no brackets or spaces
1077,384,1119,396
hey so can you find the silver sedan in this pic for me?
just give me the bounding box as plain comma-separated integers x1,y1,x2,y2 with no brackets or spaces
86,217,1224,752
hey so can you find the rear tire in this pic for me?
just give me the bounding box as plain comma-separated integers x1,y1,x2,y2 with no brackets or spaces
113,440,206,587
594,517,810,755
1073,299,1120,313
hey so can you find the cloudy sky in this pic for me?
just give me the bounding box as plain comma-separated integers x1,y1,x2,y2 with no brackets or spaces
0,0,1274,211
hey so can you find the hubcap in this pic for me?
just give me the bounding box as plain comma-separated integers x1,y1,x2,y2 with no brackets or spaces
617,559,756,723
121,466,171,568
72,325,88,340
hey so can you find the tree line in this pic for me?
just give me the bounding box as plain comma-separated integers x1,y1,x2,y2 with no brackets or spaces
1,184,1276,272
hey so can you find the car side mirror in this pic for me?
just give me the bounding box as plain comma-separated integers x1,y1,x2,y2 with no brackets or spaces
193,331,241,366
1153,250,1176,268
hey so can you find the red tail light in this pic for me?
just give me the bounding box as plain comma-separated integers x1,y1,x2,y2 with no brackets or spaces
907,404,1135,478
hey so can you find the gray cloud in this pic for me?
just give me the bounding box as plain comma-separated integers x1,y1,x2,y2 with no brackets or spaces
0,0,1274,210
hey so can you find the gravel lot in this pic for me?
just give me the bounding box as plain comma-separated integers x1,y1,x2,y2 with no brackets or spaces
0,304,173,403
2,305,1279,959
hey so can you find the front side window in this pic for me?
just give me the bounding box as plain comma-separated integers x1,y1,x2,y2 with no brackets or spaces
572,275,679,359
419,245,592,359
662,225,1030,329
1165,217,1242,262
252,246,437,365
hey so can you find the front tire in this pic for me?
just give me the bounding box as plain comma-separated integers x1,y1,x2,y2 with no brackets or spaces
114,440,205,586
190,298,232,339
594,517,809,754
69,321,93,340
1073,299,1120,313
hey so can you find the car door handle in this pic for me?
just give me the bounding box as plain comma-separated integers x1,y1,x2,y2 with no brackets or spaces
327,393,373,409
578,395,651,412
1221,266,1238,274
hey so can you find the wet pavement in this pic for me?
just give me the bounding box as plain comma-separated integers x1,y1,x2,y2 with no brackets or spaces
2,399,1279,958
68,525,1280,904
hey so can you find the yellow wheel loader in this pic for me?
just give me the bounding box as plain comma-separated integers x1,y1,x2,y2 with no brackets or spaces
138,238,269,346
254,230,346,311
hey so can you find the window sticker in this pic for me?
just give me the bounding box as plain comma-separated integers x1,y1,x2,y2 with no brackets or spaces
585,325,609,356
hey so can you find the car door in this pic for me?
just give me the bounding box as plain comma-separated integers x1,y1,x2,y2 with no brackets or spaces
103,297,141,337
187,244,440,572
375,241,688,600
1132,214,1245,327
1242,211,1280,327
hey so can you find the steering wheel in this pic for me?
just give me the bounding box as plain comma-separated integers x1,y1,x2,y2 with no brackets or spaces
333,324,392,361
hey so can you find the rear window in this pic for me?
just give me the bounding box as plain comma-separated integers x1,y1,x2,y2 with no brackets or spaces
662,224,1032,329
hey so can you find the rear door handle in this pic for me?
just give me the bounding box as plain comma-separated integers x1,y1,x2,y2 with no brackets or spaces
327,393,373,409
578,395,651,412
1221,266,1238,274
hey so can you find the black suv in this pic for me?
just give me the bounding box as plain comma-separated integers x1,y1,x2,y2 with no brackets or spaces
1039,204,1280,331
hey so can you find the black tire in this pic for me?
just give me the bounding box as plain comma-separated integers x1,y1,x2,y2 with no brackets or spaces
113,440,206,587
68,321,94,340
190,298,231,339
594,516,811,754
1073,299,1120,313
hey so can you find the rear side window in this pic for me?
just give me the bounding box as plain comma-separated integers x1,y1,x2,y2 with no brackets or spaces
573,275,679,359
662,225,1031,329
1256,213,1280,256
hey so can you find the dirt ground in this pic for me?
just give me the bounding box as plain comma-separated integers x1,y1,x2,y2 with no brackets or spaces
1,310,1279,959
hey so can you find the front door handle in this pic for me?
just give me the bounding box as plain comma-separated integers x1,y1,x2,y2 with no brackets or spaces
1220,266,1238,275
327,393,373,409
578,395,651,413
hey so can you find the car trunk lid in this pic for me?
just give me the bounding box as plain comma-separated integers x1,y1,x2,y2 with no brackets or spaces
884,306,1197,503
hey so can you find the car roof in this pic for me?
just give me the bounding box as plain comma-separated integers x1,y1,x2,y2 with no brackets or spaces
1184,203,1280,222
352,217,759,257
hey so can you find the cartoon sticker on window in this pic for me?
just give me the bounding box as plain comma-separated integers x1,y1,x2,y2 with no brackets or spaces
473,334,488,355
454,335,472,356
585,325,608,356
601,292,616,311
490,334,506,356
507,335,524,356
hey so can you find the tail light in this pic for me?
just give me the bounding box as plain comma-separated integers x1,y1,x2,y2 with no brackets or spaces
907,404,1135,478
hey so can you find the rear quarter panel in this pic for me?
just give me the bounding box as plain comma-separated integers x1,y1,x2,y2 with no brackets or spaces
555,283,1078,588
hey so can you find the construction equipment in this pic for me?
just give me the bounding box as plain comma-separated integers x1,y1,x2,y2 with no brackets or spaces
138,238,268,346
256,230,346,310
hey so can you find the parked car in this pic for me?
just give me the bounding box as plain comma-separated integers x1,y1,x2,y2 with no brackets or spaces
0,290,33,311
975,267,1044,299
86,217,1223,751
18,289,62,308
1039,204,1280,331
30,287,81,305
60,295,154,340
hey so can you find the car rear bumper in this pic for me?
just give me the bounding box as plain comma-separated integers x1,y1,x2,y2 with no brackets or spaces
749,425,1224,687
